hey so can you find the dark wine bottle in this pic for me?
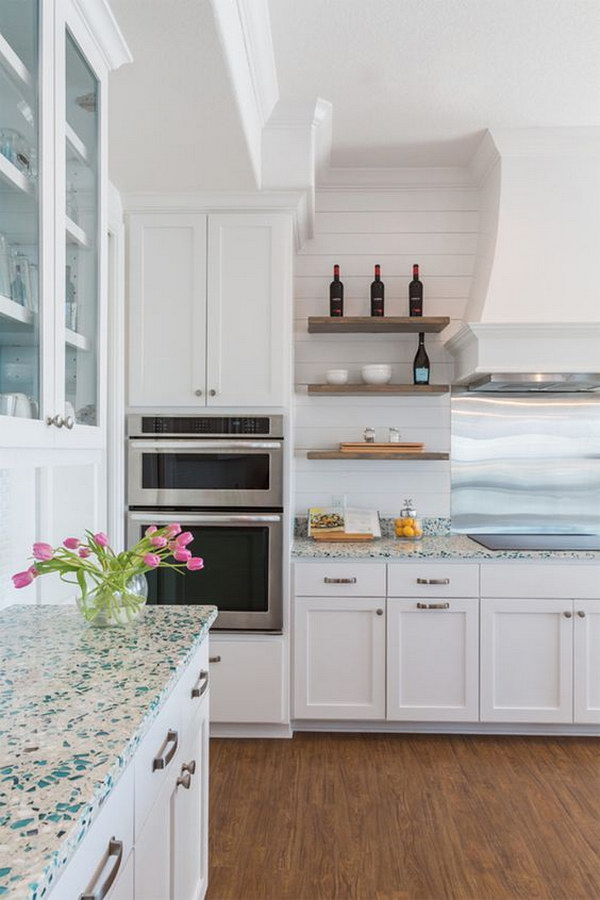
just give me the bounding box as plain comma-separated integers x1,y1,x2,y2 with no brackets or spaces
370,264,384,317
329,264,344,316
409,263,423,316
413,332,430,385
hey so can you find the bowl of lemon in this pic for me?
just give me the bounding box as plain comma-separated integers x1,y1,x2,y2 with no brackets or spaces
394,499,423,541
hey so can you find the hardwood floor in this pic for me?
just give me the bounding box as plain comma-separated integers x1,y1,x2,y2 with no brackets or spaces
207,733,600,900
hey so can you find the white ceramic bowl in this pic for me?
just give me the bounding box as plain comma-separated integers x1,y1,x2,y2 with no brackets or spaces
361,364,392,385
325,369,349,385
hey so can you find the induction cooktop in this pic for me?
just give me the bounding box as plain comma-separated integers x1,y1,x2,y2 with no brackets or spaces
467,534,600,551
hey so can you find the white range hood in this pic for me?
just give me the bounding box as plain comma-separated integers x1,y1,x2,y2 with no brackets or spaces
446,128,600,390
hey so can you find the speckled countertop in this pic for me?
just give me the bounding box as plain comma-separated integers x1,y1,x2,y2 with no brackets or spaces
0,604,217,899
292,533,600,560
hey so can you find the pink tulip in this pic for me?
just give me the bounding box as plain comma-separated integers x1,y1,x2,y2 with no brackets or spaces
165,523,182,537
143,553,161,568
150,535,167,548
93,532,109,547
173,547,192,562
78,548,91,558
33,542,54,561
175,531,193,547
27,565,39,578
63,537,81,550
168,541,178,552
145,525,158,536
186,557,204,571
12,570,34,589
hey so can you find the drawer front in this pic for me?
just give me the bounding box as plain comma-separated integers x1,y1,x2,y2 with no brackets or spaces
174,640,210,739
209,637,286,723
134,684,184,839
388,563,479,598
49,765,134,898
481,563,600,599
295,562,386,597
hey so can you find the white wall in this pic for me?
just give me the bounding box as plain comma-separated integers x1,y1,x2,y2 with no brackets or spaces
293,186,479,517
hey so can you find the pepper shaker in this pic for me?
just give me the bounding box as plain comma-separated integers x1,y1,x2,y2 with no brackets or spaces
363,427,376,443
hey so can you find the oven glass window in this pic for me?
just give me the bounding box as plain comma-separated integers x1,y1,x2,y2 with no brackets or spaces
141,453,270,491
144,525,269,612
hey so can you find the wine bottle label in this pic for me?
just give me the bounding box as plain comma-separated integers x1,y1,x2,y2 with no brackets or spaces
414,368,429,383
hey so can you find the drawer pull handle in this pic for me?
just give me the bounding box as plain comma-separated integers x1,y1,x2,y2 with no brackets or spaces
324,577,357,584
417,602,450,610
416,578,450,585
152,728,179,771
79,837,123,900
191,669,209,698
577,610,586,618
209,655,221,663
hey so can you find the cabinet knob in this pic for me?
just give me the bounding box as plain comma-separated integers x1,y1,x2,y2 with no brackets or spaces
195,389,203,396
577,610,586,618
563,611,573,618
64,416,74,430
209,389,217,397
181,759,196,775
177,772,192,790
46,414,64,428
376,608,384,616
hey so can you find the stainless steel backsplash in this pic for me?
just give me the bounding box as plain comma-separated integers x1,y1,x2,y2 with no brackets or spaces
451,392,600,533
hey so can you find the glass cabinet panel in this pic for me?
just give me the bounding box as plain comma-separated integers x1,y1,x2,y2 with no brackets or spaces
64,30,98,427
0,0,40,421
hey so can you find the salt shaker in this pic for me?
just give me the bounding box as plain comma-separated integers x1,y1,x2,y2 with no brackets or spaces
363,427,376,443
389,427,400,443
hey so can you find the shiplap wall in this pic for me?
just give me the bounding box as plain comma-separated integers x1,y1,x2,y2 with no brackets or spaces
294,186,479,516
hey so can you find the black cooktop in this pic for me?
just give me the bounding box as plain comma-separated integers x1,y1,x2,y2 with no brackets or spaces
467,534,600,551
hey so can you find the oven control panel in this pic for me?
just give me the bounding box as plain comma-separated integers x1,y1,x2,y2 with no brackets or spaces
129,415,284,438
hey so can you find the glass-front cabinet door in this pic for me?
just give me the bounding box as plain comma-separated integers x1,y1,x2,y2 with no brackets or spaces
55,2,105,447
0,1,44,436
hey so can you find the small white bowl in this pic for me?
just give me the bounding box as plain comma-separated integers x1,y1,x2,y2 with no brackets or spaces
361,364,392,385
325,369,349,385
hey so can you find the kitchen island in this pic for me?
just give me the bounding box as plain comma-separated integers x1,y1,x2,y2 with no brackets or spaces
0,604,217,899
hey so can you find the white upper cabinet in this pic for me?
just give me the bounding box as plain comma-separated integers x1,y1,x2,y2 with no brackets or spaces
0,0,126,449
128,211,290,408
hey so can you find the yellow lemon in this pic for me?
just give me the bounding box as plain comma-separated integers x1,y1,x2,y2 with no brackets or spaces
403,525,415,537
414,527,423,537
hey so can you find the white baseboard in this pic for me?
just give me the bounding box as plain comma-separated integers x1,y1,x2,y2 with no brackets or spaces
210,723,293,739
292,720,600,737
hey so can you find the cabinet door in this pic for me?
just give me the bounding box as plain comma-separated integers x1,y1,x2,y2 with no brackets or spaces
387,598,479,722
206,214,289,406
481,598,573,723
134,769,176,900
574,598,600,724
129,213,207,406
0,0,55,448
173,697,210,900
209,637,287,724
294,597,386,719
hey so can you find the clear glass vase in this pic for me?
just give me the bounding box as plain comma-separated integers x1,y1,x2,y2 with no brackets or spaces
77,573,148,627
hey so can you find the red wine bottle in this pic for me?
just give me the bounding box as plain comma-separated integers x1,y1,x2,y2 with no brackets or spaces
329,264,344,316
413,332,430,384
409,264,423,316
370,264,384,316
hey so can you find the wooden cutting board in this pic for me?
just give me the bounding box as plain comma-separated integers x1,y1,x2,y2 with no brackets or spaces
312,532,375,542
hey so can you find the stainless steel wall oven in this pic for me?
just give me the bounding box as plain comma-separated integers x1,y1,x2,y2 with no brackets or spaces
127,415,284,632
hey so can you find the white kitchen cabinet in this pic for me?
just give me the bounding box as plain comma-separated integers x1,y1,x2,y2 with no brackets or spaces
574,599,600,724
209,637,287,724
387,597,479,722
0,0,127,449
128,212,290,408
294,597,386,719
173,698,210,900
480,598,574,723
134,758,177,900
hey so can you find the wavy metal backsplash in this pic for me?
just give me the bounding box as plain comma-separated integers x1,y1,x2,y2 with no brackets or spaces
451,393,600,533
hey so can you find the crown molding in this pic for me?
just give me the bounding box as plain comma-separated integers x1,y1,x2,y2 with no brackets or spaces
234,0,279,124
73,0,132,71
468,130,501,186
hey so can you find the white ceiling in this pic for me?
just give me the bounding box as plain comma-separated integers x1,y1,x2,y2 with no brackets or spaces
268,0,600,167
108,0,257,193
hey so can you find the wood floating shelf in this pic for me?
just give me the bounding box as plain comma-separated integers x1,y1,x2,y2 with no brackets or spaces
307,451,450,460
307,316,450,334
307,383,449,395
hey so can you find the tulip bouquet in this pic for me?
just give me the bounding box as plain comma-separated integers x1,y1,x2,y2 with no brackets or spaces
12,524,204,626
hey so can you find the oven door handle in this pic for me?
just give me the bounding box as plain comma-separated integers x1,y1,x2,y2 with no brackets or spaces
130,440,282,451
128,513,282,524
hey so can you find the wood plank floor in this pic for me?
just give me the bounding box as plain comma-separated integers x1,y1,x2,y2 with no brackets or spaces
207,733,600,900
